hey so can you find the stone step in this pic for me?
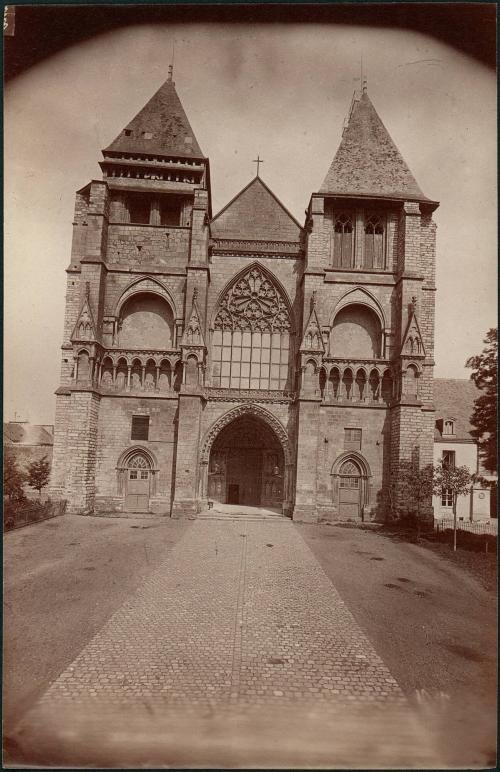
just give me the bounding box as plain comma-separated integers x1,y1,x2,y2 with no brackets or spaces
196,513,289,522
87,512,167,520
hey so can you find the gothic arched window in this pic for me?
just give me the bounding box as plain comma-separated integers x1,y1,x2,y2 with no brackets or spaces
212,266,291,390
333,212,354,268
364,214,385,269
339,460,361,488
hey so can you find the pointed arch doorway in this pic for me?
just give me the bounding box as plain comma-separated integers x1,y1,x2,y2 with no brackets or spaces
208,415,285,508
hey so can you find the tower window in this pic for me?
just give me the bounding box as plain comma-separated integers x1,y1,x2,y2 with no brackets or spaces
124,130,132,137
332,212,354,268
364,214,385,269
128,194,151,224
131,415,150,441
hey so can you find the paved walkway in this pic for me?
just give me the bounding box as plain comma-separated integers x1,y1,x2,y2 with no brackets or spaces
13,519,439,767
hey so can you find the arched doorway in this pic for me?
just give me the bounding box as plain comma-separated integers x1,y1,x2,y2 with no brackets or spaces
338,459,362,519
331,453,371,520
208,415,285,508
120,450,154,512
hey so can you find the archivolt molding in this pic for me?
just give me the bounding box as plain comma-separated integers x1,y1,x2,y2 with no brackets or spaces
331,451,372,478
114,276,178,318
330,288,386,329
200,403,291,464
116,445,159,471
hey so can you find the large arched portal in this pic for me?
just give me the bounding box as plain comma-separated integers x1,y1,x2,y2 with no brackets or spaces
208,415,285,508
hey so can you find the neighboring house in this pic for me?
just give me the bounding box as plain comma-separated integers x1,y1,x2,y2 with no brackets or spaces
4,421,54,499
433,379,495,521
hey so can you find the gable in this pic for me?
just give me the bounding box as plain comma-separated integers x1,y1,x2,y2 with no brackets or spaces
433,379,481,441
211,177,302,242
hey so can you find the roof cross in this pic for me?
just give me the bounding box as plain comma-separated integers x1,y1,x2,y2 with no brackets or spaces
253,155,264,177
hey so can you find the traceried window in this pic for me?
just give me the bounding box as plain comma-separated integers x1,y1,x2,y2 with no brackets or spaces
339,460,361,488
364,214,385,269
333,213,354,268
212,266,291,390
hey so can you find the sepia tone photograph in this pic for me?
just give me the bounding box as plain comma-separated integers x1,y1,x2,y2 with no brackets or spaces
3,3,497,768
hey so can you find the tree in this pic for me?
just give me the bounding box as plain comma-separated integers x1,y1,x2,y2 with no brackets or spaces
27,457,51,499
433,460,474,551
391,461,434,531
4,452,27,502
466,328,497,474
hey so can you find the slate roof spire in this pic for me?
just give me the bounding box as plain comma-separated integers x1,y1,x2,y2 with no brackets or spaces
320,89,432,202
103,74,204,159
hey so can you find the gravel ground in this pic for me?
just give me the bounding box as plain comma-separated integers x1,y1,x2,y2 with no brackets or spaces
300,523,497,768
3,514,497,768
3,513,190,733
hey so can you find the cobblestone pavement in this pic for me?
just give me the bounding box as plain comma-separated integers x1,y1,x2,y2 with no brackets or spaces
13,520,441,767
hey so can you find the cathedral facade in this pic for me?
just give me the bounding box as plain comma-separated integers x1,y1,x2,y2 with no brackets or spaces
49,71,439,522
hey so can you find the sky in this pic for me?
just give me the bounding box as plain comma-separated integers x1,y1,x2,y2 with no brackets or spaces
4,21,497,424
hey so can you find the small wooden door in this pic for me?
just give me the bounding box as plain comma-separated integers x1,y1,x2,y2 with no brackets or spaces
125,468,150,512
227,484,239,504
338,460,361,519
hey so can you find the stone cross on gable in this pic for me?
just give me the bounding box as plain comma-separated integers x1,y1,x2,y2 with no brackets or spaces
253,155,264,177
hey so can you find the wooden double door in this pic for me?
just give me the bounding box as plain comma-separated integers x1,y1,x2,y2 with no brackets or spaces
125,467,150,512
208,448,284,507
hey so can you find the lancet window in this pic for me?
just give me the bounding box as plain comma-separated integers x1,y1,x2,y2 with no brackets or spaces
332,212,354,268
212,266,291,390
364,214,385,269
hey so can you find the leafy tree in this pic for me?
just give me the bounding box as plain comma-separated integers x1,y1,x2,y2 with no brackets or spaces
466,328,497,474
27,456,51,499
389,461,434,533
4,452,27,502
433,460,474,551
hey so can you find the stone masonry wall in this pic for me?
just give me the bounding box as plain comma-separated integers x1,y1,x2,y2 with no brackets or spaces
316,404,389,520
106,224,190,269
94,395,178,514
64,390,101,513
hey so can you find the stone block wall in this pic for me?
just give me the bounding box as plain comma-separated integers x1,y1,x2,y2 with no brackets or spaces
315,404,389,520
106,224,190,269
94,395,178,513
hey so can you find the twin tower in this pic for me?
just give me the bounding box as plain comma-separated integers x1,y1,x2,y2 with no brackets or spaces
49,71,439,522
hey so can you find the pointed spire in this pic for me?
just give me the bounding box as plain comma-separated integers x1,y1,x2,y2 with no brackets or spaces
320,92,430,202
104,75,204,159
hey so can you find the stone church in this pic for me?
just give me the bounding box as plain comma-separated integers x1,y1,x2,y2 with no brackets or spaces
49,69,439,522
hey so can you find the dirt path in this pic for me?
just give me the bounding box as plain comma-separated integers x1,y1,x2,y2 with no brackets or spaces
299,523,497,767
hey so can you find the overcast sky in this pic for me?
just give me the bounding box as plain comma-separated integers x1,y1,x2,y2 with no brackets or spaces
5,22,497,424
